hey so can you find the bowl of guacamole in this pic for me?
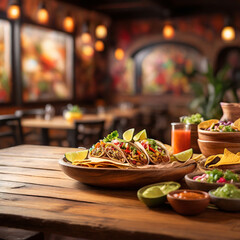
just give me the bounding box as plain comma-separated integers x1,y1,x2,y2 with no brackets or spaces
209,184,240,212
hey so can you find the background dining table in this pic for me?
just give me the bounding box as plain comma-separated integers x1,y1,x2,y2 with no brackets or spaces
20,108,139,145
0,145,239,240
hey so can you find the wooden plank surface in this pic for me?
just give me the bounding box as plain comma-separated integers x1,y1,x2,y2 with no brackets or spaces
0,145,240,240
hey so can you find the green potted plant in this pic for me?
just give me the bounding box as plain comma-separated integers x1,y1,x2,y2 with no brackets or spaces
190,64,239,120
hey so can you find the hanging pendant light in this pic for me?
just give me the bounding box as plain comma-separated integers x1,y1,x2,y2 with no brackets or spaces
81,21,92,44
95,25,107,39
221,26,235,41
82,45,94,57
221,17,235,41
114,48,124,60
163,24,175,39
63,13,75,33
7,0,20,20
95,40,104,52
37,2,49,24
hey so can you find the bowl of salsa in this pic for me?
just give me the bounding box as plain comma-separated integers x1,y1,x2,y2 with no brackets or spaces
167,189,210,215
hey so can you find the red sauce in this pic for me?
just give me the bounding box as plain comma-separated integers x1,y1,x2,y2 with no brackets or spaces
173,191,205,200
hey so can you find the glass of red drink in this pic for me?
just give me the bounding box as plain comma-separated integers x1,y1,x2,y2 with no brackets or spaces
171,123,191,154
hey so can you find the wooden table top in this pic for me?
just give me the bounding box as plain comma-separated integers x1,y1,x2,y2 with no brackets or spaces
0,145,239,240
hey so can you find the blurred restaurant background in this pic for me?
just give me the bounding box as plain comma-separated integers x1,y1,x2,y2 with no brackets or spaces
1,0,240,148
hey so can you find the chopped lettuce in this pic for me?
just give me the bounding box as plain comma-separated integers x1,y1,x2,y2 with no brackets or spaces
103,130,119,143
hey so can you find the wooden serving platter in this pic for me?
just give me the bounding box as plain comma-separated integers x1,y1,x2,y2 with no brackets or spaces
59,158,196,189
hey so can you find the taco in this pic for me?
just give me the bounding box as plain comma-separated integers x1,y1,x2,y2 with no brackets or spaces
135,139,170,164
110,139,149,167
89,140,107,158
105,143,127,163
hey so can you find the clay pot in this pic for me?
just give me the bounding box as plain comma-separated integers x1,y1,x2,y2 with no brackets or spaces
220,102,240,122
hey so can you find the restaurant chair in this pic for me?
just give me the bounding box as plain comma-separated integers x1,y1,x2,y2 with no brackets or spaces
110,116,131,136
15,108,45,144
71,120,105,148
0,114,23,149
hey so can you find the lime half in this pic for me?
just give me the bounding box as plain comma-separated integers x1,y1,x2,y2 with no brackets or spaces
142,186,164,198
137,181,181,207
173,148,193,162
133,129,147,141
65,150,88,163
123,128,135,142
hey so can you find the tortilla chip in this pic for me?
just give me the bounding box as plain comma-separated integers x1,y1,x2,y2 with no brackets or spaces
198,119,219,130
233,118,240,131
204,154,223,167
207,148,240,167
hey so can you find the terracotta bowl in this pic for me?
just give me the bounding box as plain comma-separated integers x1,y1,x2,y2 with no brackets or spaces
167,189,210,215
197,139,240,157
198,129,240,143
220,102,240,122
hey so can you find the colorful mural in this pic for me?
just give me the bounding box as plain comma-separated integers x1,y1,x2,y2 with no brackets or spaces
21,24,73,102
140,44,206,95
0,20,11,103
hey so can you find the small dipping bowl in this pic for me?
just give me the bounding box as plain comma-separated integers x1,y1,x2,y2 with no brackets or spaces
167,189,210,215
137,181,181,208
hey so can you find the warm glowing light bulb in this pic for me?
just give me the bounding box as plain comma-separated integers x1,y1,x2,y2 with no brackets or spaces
82,45,94,57
63,16,74,32
221,26,235,41
95,25,107,39
163,24,175,39
114,48,124,60
37,8,49,24
7,5,20,19
95,41,104,52
81,33,92,44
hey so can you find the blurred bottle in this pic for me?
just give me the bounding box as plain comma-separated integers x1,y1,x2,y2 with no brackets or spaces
45,104,55,120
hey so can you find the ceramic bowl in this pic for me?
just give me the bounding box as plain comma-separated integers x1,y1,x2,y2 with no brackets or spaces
167,189,210,215
197,139,240,157
209,190,240,212
198,129,240,143
185,172,240,192
220,102,240,122
137,182,181,207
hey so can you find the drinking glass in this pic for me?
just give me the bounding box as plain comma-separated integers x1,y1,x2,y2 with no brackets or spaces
171,123,191,154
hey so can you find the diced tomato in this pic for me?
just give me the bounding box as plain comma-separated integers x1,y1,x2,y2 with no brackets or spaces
137,150,142,155
217,177,227,183
149,147,156,152
95,142,100,148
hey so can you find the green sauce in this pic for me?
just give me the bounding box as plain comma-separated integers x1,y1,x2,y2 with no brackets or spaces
212,184,240,199
142,184,178,198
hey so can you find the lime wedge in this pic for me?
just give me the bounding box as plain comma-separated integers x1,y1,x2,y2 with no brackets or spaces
65,150,88,163
133,129,147,141
123,128,135,142
173,148,193,162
